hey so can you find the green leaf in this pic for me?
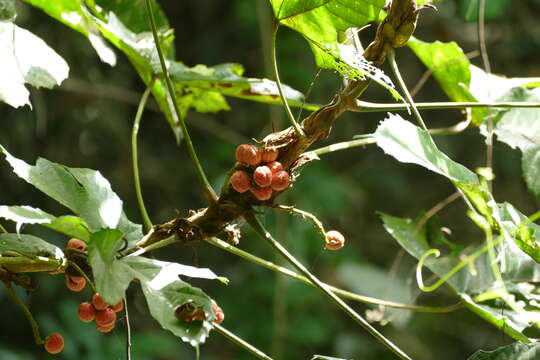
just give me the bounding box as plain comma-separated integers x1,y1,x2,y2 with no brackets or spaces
0,0,16,21
0,233,64,260
269,0,385,69
522,145,540,199
124,256,222,346
498,203,540,263
0,145,142,245
468,342,540,360
374,114,479,184
0,205,91,241
0,22,69,108
88,229,134,305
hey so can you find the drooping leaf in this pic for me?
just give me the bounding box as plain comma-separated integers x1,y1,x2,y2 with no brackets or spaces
467,342,540,360
88,229,134,305
0,22,69,108
0,233,64,260
380,212,540,342
0,205,91,241
124,256,223,346
522,145,540,199
0,0,16,21
269,0,385,69
0,145,142,246
374,114,479,184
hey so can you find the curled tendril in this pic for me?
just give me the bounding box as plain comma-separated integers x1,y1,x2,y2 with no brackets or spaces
416,249,441,292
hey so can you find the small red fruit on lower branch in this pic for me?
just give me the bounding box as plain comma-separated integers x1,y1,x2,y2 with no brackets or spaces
111,300,124,312
260,147,278,162
250,186,272,201
253,166,272,187
212,303,225,324
95,308,116,327
324,230,345,250
235,144,261,166
92,293,108,310
266,161,283,174
66,275,86,292
77,302,96,323
271,170,290,191
230,170,251,193
44,333,64,354
67,238,87,251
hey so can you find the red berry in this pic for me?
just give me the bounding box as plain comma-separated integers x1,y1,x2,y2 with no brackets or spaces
230,170,251,193
271,170,290,191
111,300,124,313
66,275,86,292
260,147,278,162
92,293,108,310
95,308,116,327
212,303,225,324
324,230,345,250
67,238,87,251
253,166,272,187
77,302,96,323
44,333,64,354
250,186,272,201
235,144,261,166
266,161,283,174
96,321,115,333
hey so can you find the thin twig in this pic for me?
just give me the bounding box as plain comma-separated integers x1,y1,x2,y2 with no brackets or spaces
132,79,155,232
69,260,97,294
351,100,540,112
124,296,132,360
214,323,273,360
3,281,43,344
415,191,462,230
272,205,326,239
311,137,377,156
0,223,7,233
246,214,413,360
144,0,217,202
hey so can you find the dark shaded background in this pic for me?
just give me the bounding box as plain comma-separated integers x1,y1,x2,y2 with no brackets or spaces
1,0,539,359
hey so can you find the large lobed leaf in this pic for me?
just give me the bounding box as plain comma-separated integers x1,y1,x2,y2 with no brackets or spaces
374,113,479,185
0,22,69,108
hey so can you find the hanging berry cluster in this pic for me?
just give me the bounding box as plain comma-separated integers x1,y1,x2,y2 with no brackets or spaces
64,238,87,291
231,144,290,201
77,293,124,333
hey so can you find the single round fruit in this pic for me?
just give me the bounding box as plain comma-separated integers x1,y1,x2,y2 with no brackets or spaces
266,161,283,174
77,302,96,323
212,303,225,324
95,308,116,327
235,144,261,166
253,166,272,187
250,186,272,201
66,275,86,292
230,170,251,193
324,230,345,250
96,321,115,333
111,300,124,313
92,293,108,311
44,333,64,354
260,147,278,162
271,170,290,191
67,238,87,251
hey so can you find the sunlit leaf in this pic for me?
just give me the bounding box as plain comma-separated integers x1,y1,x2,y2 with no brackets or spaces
374,114,479,184
522,145,540,199
498,203,540,263
0,22,69,108
468,342,540,360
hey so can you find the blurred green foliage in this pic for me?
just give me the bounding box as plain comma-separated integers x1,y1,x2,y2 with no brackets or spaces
1,0,540,359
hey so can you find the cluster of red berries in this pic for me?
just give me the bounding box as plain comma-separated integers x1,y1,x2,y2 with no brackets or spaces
231,144,290,201
175,301,225,325
324,230,345,251
65,238,88,292
77,293,124,333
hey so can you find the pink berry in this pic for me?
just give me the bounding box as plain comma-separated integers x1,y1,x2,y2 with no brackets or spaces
271,170,290,191
44,333,64,354
250,186,272,201
324,230,345,250
260,147,278,162
111,300,124,313
67,238,87,251
230,170,251,193
253,166,272,187
212,303,225,324
77,302,96,323
266,161,283,174
66,275,86,292
235,144,261,166
95,308,116,327
92,293,108,311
